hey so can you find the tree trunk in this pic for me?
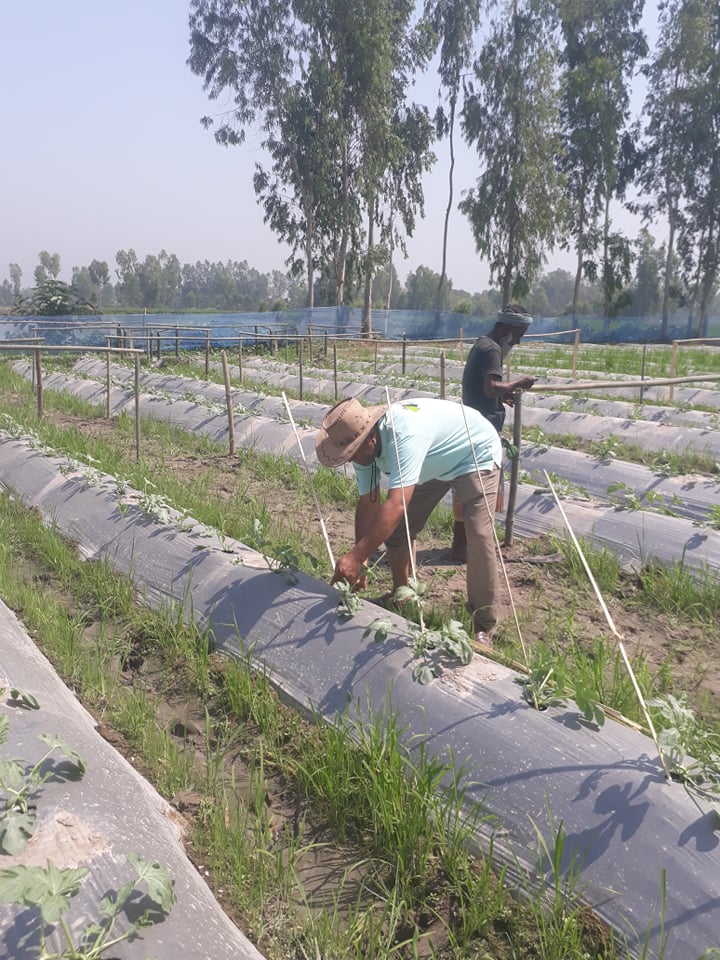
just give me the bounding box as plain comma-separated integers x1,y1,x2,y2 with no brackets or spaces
290,154,315,309
305,215,315,309
661,211,675,341
501,206,517,306
362,206,374,336
336,139,351,306
661,75,681,342
602,193,611,336
436,93,457,312
697,275,712,338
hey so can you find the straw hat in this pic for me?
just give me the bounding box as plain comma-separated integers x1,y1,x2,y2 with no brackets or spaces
315,397,387,467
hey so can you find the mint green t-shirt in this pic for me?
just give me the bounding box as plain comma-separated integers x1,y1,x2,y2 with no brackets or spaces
353,398,502,496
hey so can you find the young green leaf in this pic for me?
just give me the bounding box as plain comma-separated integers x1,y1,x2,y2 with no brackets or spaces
362,618,392,643
128,854,176,913
0,806,36,855
0,757,24,790
0,861,89,922
37,733,87,774
9,689,40,710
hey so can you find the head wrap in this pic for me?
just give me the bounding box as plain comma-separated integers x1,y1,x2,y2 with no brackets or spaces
497,304,532,328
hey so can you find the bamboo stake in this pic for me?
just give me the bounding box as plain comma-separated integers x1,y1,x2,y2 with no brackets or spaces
281,392,335,570
221,351,236,456
533,373,720,393
639,343,647,404
669,341,678,400
504,390,522,546
298,337,304,400
134,353,141,462
31,328,37,390
542,470,671,780
34,346,43,418
571,328,580,377
105,343,111,420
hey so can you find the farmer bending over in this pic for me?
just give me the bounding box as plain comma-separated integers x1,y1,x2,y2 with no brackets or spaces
315,396,502,645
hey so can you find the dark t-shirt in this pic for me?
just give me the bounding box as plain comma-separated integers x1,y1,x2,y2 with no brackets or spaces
461,335,508,433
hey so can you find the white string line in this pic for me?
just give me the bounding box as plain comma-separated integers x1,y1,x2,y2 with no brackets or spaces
281,391,336,570
458,399,529,664
542,469,671,781
383,387,418,584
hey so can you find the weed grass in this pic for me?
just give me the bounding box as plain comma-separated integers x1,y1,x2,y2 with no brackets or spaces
1,361,718,720
0,492,629,959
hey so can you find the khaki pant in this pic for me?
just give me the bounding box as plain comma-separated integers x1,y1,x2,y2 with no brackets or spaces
385,466,500,633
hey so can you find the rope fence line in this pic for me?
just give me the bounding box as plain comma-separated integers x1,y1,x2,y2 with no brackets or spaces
1,331,718,472
2,318,718,389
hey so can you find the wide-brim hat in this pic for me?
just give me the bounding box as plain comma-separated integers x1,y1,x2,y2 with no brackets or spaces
315,397,387,467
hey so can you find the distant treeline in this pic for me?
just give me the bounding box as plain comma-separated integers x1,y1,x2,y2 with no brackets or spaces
4,238,716,325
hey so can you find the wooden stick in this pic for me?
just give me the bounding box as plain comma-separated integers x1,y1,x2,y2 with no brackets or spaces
542,470,671,780
504,390,522,547
221,351,236,456
533,373,719,393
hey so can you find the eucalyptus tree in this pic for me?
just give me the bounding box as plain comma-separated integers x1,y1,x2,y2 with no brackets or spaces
33,251,61,285
423,0,483,310
675,1,720,337
556,0,647,327
460,0,566,306
403,264,451,310
636,0,709,339
337,0,435,333
8,263,22,298
629,227,664,317
114,249,141,308
188,0,433,324
360,99,435,333
252,84,331,308
88,259,110,308
70,266,96,305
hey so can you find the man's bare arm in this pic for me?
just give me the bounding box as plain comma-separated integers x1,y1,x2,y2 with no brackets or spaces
483,371,536,402
332,486,414,585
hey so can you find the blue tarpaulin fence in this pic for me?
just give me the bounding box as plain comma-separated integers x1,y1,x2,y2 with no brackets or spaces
0,307,718,347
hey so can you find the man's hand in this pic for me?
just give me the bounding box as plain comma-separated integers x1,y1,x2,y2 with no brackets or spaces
331,550,366,589
504,376,536,406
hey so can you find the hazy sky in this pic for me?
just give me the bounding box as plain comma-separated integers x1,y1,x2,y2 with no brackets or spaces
1,2,658,296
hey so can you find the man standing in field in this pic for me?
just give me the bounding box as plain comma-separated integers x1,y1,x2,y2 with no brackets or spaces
315,396,502,644
450,304,537,561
